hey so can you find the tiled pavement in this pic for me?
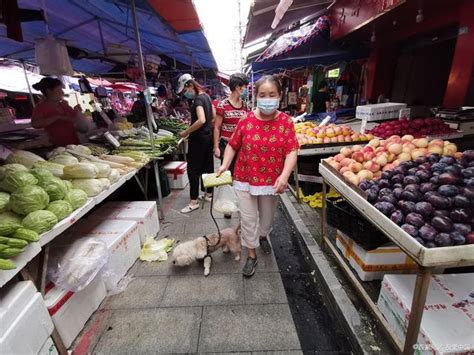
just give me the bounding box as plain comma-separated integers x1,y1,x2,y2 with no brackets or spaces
73,187,303,354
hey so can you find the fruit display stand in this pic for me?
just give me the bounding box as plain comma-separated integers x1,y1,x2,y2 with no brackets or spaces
318,160,474,354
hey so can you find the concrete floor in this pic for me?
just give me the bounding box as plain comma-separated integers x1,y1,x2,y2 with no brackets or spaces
72,187,303,354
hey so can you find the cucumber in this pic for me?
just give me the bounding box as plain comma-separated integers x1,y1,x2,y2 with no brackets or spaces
0,244,8,252
0,236,9,244
6,238,28,248
0,247,24,258
0,258,16,270
12,228,39,243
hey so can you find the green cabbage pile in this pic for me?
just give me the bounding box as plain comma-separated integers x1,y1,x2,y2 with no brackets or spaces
10,185,49,215
0,170,38,193
47,200,73,221
22,210,58,234
64,189,88,209
39,176,67,201
0,211,22,235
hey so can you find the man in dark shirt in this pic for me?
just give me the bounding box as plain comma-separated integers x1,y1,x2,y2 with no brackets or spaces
312,80,331,114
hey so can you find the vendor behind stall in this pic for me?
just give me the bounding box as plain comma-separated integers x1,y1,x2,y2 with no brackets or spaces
31,78,88,147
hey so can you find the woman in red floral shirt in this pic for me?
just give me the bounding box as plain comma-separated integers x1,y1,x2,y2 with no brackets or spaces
217,75,299,277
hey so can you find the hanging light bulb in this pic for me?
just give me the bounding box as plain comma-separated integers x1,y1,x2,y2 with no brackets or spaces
416,9,424,23
371,31,376,43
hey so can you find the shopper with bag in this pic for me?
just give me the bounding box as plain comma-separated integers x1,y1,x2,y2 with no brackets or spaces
217,75,299,277
31,77,89,147
214,73,249,218
176,74,214,214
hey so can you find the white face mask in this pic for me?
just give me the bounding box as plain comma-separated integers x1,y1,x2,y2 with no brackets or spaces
257,98,280,115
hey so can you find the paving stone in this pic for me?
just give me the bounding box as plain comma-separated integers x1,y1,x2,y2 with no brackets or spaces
252,351,303,355
199,304,300,353
159,220,186,236
93,307,201,354
244,272,288,304
161,274,244,306
102,276,168,309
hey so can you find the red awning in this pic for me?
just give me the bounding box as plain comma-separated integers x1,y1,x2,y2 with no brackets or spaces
109,82,142,92
87,78,113,87
147,0,201,32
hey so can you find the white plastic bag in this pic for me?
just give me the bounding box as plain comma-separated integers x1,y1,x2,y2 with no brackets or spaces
213,185,239,214
35,36,74,76
48,238,109,292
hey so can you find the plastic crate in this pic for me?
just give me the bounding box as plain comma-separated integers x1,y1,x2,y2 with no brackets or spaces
327,199,389,250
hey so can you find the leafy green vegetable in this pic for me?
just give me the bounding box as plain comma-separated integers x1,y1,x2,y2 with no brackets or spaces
47,200,73,221
39,176,67,201
64,189,88,209
29,168,54,184
0,211,22,235
10,185,49,215
0,164,28,180
6,150,45,168
71,179,104,197
63,180,73,191
0,170,37,193
22,210,58,234
33,161,64,178
0,192,10,212
12,228,39,242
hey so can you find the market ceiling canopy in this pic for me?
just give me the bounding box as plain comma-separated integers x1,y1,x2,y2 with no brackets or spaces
244,0,332,46
0,0,217,74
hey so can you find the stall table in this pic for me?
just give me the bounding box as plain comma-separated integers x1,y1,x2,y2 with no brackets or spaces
318,161,474,354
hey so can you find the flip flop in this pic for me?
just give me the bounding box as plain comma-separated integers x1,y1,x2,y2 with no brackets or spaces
180,203,200,213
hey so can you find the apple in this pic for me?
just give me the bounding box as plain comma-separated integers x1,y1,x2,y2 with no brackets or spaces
351,145,363,152
317,131,325,139
373,171,382,179
340,147,352,157
368,138,380,148
454,152,463,159
349,162,363,173
375,146,387,153
334,126,342,135
387,135,401,143
388,143,403,155
342,128,352,136
341,157,354,167
352,151,365,163
362,146,374,153
363,160,381,173
316,138,323,143
402,142,416,152
375,154,388,166
429,139,444,147
402,134,414,141
428,144,443,155
365,134,374,140
386,153,396,163
443,144,457,156
357,169,373,180
413,138,428,148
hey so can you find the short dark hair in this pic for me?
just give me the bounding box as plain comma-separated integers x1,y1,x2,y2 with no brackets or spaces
318,80,328,90
255,75,282,95
229,73,249,91
32,77,63,96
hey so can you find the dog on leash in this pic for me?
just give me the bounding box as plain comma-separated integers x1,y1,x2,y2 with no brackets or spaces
171,224,241,276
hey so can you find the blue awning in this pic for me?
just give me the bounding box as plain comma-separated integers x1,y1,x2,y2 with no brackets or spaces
0,0,217,73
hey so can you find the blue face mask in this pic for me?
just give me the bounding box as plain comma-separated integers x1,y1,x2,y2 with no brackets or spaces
240,88,248,99
184,91,195,99
257,98,280,115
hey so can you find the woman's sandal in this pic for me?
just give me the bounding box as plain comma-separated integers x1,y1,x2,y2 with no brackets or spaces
180,203,200,213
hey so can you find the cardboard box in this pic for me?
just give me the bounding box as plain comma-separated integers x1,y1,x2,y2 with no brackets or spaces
336,230,417,281
88,201,160,244
163,161,188,189
378,274,474,354
65,219,141,290
0,281,54,355
44,275,106,348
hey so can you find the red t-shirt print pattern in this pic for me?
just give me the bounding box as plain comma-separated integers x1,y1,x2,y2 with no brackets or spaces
216,98,248,140
228,111,299,189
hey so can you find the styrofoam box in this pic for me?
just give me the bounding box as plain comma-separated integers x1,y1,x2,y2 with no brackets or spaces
356,102,407,121
39,337,58,355
336,230,417,281
0,281,54,355
44,275,106,348
64,219,141,290
163,161,189,189
88,201,160,245
378,274,474,354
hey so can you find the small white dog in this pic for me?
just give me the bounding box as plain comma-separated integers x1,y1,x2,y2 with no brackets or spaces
172,224,241,276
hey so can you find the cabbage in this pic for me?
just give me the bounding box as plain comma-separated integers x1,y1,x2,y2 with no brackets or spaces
0,170,38,193
98,178,111,189
47,200,73,221
49,154,79,166
10,185,49,215
29,168,54,184
64,189,88,209
0,164,28,180
109,169,120,183
64,163,98,179
33,161,64,178
91,162,111,178
71,179,104,197
64,180,73,191
0,211,22,235
22,210,58,234
67,144,92,155
38,176,67,201
6,150,45,168
0,192,10,212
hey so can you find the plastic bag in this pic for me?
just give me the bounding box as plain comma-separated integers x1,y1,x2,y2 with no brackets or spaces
48,238,109,292
35,36,74,76
139,237,175,262
213,185,239,214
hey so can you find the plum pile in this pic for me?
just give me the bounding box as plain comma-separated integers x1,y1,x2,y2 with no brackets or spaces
367,118,455,139
359,150,474,247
